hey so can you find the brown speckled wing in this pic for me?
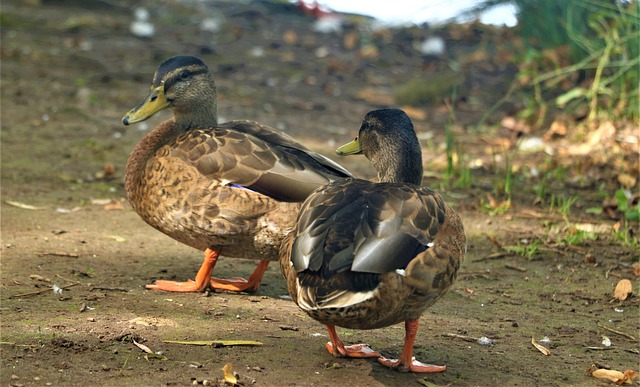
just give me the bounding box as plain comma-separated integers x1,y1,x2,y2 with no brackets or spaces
141,146,280,254
169,125,350,202
221,120,352,178
128,121,352,259
290,179,447,280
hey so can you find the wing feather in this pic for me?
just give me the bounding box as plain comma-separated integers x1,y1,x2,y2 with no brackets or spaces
291,179,448,282
165,126,351,203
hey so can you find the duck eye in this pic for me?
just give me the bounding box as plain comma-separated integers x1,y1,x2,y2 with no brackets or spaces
180,71,190,79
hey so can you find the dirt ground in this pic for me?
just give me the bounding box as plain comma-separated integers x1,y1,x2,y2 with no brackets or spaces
1,1,638,386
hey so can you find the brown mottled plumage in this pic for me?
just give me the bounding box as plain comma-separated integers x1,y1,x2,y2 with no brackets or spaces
280,108,466,372
123,55,351,293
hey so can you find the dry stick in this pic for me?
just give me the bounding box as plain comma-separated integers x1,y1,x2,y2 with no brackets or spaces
9,282,80,298
598,324,637,341
505,264,527,272
37,252,79,258
90,286,128,292
56,274,80,283
445,333,478,343
472,252,509,262
539,245,571,257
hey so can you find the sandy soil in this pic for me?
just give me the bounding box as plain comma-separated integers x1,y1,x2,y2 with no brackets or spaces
1,1,638,386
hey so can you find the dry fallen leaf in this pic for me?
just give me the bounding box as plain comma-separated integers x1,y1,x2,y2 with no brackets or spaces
282,29,297,45
104,200,124,211
102,162,116,179
543,120,567,140
90,198,113,205
358,44,379,59
591,368,638,385
617,173,637,189
164,340,262,347
222,363,239,386
531,336,551,356
613,279,633,301
132,339,153,354
574,223,610,234
343,30,358,50
29,274,51,283
5,200,46,210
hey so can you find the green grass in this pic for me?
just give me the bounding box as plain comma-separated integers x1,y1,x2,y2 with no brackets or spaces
481,198,511,217
533,171,550,204
550,194,579,218
474,0,639,123
505,238,542,260
562,228,597,246
443,88,473,190
611,221,640,248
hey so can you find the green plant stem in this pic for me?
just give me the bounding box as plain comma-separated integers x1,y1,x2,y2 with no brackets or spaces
588,33,614,120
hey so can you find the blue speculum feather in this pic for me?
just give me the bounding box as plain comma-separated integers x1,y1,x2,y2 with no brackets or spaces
228,183,253,191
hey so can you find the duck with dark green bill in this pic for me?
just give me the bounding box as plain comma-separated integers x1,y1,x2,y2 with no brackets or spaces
280,108,466,372
122,55,351,293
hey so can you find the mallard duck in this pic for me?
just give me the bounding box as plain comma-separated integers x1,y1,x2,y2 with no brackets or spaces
122,55,351,293
280,108,466,372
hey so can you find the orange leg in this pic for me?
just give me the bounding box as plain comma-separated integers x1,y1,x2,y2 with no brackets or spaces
145,248,220,292
325,325,381,358
378,320,447,373
209,260,270,293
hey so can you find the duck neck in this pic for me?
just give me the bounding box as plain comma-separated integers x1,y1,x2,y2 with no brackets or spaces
124,120,179,205
171,81,218,130
372,144,423,186
172,102,218,130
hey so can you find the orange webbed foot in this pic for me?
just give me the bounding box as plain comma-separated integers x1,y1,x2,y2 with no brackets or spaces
325,342,381,359
377,356,447,373
145,248,218,293
145,279,208,292
209,277,257,293
209,260,270,293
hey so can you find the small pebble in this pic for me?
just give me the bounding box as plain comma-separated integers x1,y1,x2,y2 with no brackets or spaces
476,336,494,346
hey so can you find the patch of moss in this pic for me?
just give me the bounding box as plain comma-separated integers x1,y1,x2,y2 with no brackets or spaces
394,71,464,106
0,12,39,28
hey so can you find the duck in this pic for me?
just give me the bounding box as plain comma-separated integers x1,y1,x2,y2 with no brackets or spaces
280,108,466,373
122,55,352,293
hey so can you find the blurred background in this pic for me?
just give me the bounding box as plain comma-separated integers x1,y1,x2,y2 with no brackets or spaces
2,0,637,225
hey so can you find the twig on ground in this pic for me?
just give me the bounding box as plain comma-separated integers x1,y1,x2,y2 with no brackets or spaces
90,286,129,292
598,324,637,341
9,282,79,298
37,252,79,258
472,252,509,262
56,274,80,283
445,333,478,343
505,264,527,272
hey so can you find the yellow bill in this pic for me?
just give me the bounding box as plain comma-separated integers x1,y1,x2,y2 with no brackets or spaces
336,137,362,155
122,85,168,125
